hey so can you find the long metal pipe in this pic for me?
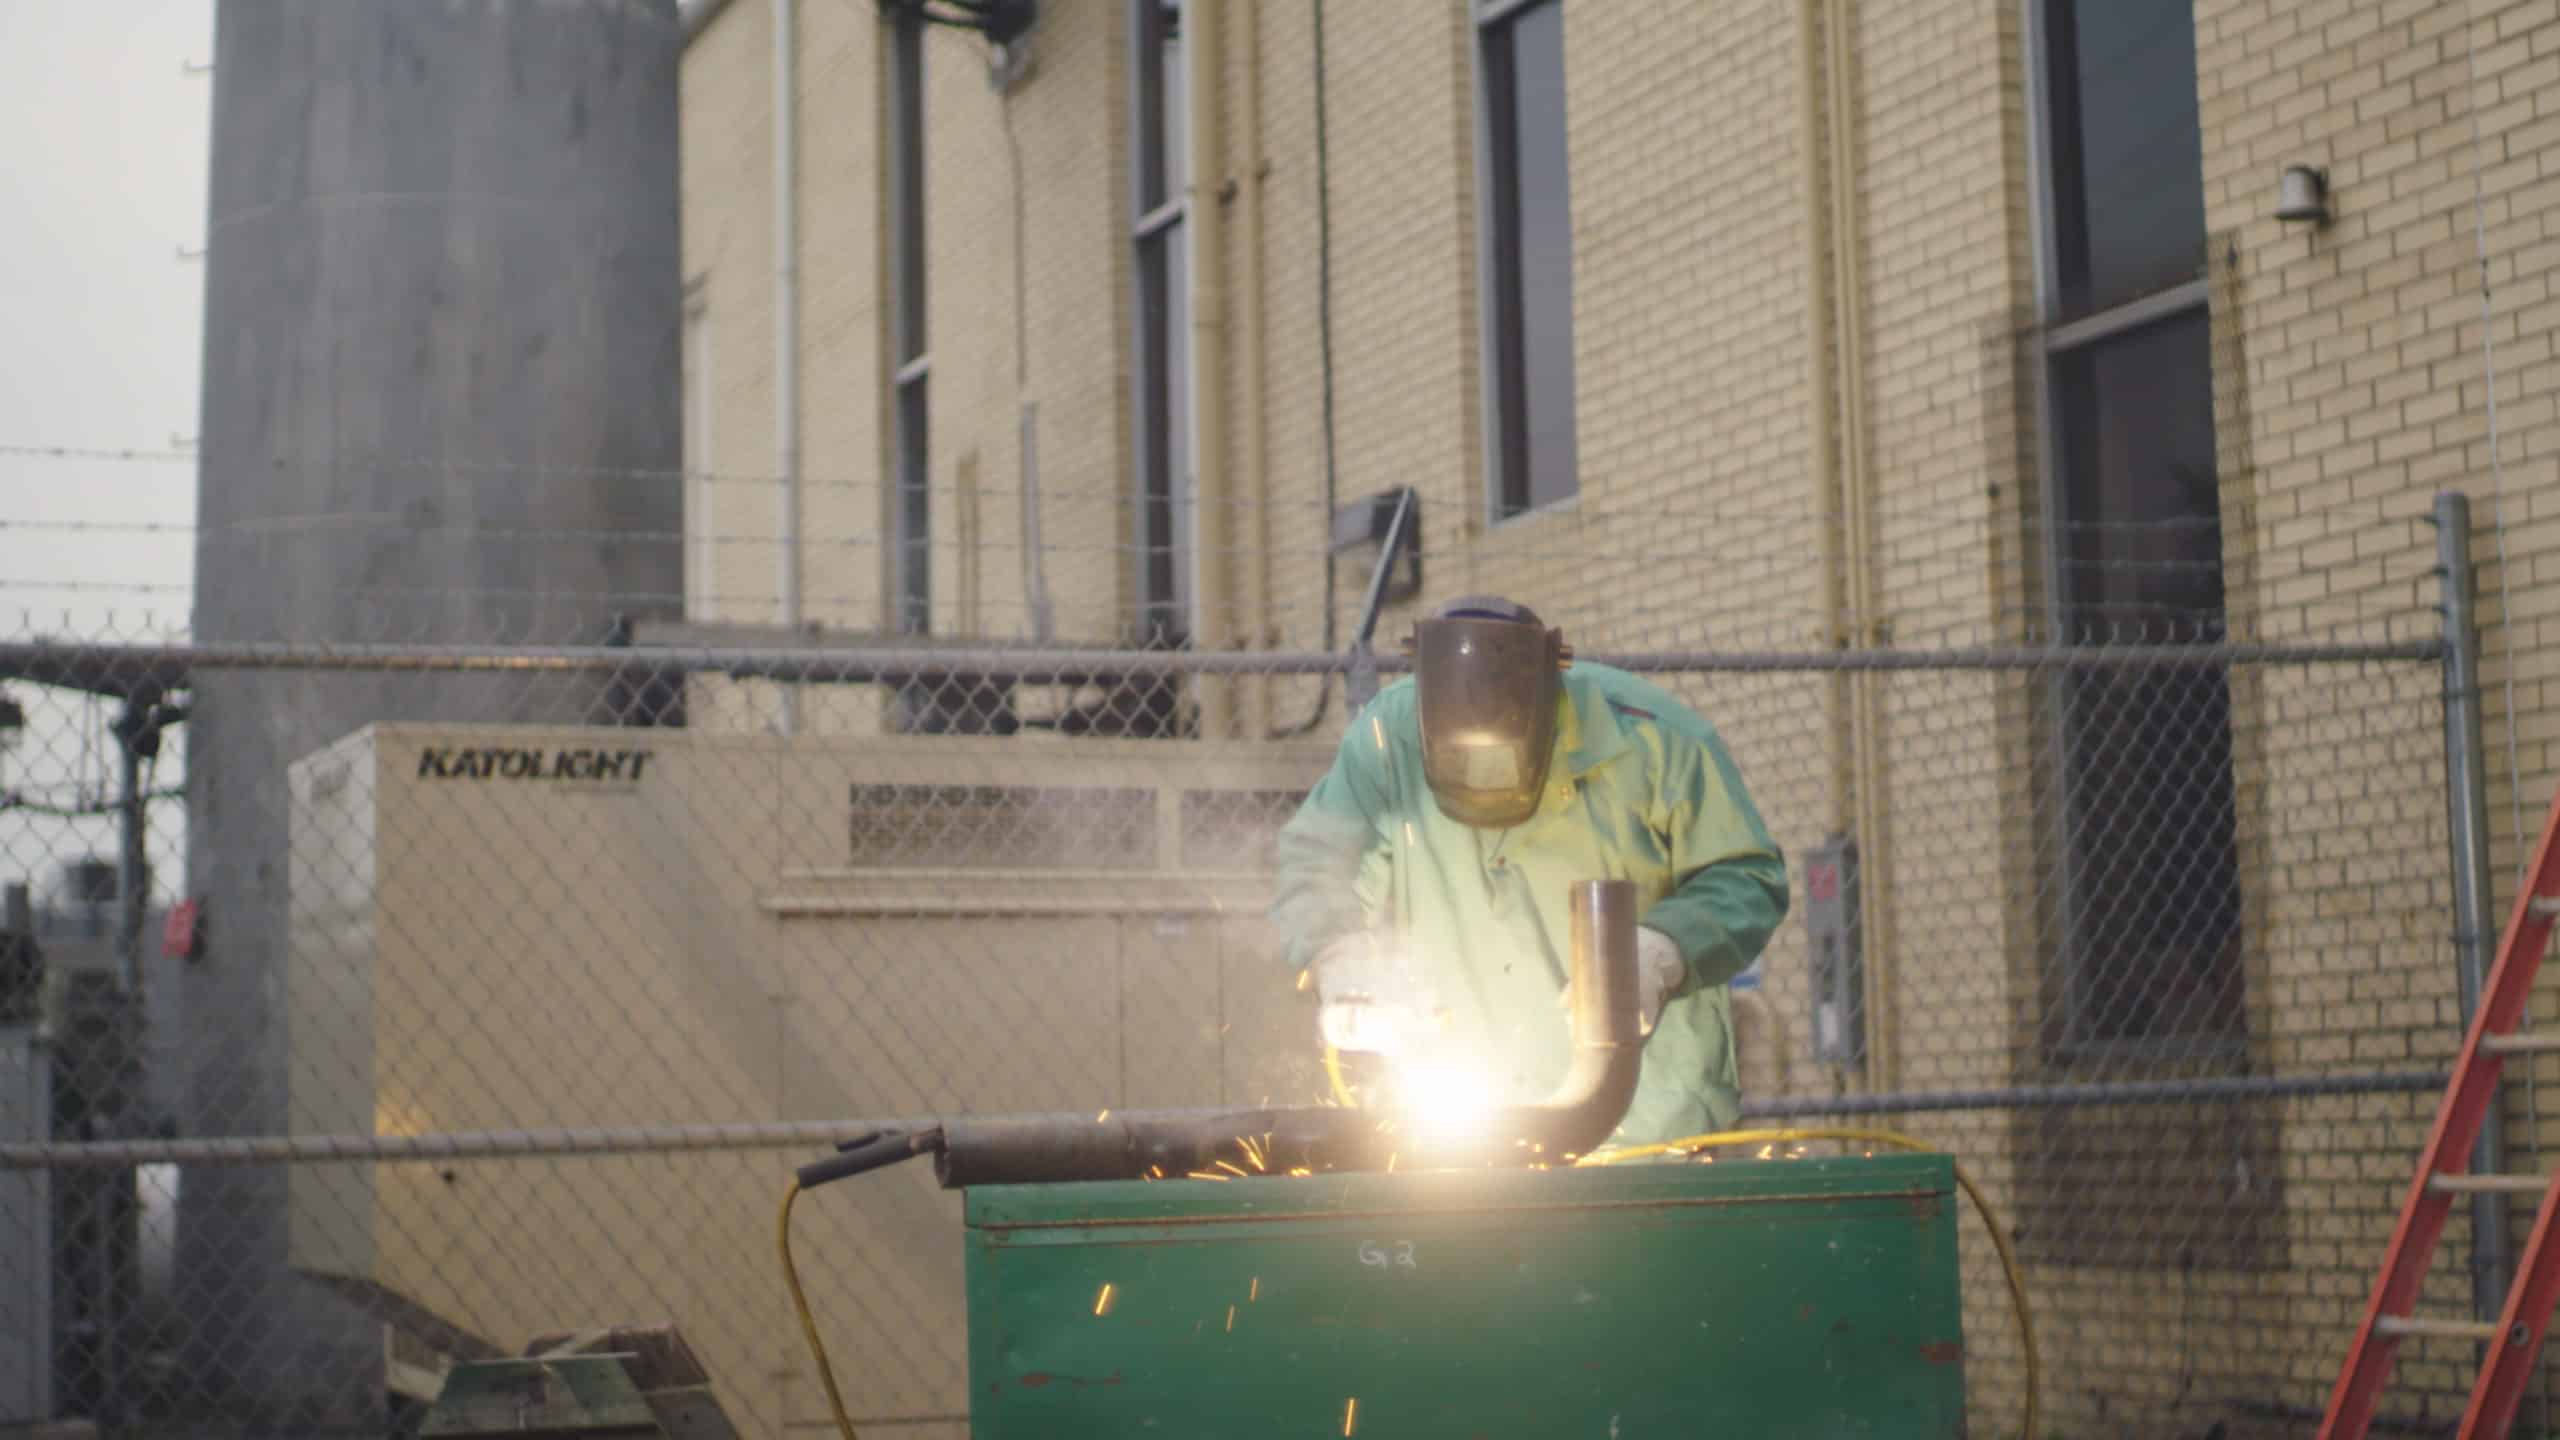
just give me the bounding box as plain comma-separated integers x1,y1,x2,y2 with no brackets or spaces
933,879,1644,1187
2437,488,2511,1324
773,0,803,733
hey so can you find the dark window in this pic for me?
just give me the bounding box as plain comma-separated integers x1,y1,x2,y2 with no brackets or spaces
2037,0,2236,1054
1132,0,1191,645
2051,309,2240,1046
2020,0,2274,1277
2042,0,2207,318
890,7,929,635
1478,0,1576,519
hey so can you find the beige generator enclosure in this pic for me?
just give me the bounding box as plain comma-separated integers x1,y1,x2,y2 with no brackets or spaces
284,721,1335,1429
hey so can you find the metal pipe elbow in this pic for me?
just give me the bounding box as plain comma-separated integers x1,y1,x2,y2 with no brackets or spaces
1414,878,1644,1166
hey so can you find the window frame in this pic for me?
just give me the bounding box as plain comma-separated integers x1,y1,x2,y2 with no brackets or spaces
2023,0,2242,1062
1129,0,1191,647
889,4,930,637
1470,0,1578,525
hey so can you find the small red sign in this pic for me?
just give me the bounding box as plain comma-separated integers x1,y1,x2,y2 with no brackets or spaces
163,898,203,960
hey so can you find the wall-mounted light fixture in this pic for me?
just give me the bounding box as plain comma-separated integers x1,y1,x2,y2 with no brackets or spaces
2275,165,2331,227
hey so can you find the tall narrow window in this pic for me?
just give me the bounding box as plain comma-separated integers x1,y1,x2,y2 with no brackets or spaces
1476,0,1576,520
1131,0,1190,645
890,6,930,635
2034,0,2237,1051
681,280,715,620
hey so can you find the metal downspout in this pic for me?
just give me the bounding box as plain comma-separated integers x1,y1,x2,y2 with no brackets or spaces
1825,0,1892,1089
2437,489,2512,1325
774,0,802,734
1237,1,1271,737
1185,0,1230,737
1797,0,1851,845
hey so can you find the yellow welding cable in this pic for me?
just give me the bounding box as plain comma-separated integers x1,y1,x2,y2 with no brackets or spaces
778,1182,861,1440
1580,1126,2038,1440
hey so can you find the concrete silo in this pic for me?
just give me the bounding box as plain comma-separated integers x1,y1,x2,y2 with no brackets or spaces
179,0,682,1423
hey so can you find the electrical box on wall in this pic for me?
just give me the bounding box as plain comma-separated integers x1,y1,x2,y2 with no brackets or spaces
1806,833,1863,1067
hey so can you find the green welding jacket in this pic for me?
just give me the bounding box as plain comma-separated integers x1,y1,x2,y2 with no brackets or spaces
1270,662,1790,1149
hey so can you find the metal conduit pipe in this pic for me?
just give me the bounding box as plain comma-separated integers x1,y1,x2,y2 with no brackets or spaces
929,879,1644,1188
1237,0,1271,736
1824,0,1893,1089
1796,0,1851,844
1186,0,1231,737
773,0,803,734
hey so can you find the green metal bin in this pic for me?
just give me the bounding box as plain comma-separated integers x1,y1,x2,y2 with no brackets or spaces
964,1152,1966,1437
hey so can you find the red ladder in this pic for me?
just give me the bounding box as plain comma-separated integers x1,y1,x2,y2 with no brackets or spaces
2323,782,2560,1438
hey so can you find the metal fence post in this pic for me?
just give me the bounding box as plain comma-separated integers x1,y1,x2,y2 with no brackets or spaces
2437,488,2510,1324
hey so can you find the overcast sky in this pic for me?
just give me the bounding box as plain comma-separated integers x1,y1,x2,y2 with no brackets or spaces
0,1,213,905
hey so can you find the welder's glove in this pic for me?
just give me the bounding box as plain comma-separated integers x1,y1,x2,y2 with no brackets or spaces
1635,926,1688,1036
1313,934,1422,1058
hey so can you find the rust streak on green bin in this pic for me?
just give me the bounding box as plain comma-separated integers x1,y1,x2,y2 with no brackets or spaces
963,1151,1965,1436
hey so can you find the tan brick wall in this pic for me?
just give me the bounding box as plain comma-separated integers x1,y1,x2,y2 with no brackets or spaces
655,0,2560,1429
2189,0,2560,1424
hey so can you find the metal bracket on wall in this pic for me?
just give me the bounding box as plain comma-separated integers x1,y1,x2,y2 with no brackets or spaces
1338,487,1421,712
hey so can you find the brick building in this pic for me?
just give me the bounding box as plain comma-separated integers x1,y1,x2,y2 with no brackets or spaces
670,0,2560,1431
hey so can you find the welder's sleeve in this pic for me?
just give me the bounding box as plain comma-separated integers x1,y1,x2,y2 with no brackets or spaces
1641,723,1790,991
1270,708,1394,974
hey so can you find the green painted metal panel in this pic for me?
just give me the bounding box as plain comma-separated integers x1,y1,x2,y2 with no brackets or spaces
964,1153,1965,1437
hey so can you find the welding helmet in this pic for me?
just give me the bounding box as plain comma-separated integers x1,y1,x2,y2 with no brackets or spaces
1409,596,1570,830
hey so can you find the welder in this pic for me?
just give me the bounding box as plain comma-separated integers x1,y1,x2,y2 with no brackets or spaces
1271,597,1789,1149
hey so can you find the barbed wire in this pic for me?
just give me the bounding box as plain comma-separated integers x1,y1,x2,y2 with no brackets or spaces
0,440,2454,539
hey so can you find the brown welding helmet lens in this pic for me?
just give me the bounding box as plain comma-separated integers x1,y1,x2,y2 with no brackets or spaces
1412,600,1565,830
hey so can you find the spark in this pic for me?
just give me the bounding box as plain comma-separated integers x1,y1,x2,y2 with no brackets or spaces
1344,1396,1360,1436
1226,1304,1237,1332
1188,1170,1231,1182
1250,1276,1261,1302
1289,1166,1313,1177
1297,969,1313,992
1371,716,1385,751
1094,1283,1117,1317
1404,821,1416,846
1387,1152,1399,1173
1149,1165,1165,1179
1239,1135,1267,1172
1097,1109,1111,1123
1215,1160,1250,1179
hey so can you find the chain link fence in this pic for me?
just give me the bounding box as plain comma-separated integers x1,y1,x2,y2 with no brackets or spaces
0,483,2520,1438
